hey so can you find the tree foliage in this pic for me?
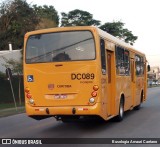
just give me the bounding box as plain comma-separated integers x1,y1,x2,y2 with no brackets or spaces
0,71,5,78
61,9,101,27
33,5,59,29
0,0,138,53
0,0,39,50
2,56,22,75
61,10,137,44
100,21,137,45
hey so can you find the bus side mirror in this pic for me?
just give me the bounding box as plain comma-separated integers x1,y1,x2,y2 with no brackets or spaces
6,68,13,80
147,65,150,72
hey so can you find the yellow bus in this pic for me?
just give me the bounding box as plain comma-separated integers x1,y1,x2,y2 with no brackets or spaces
24,26,149,122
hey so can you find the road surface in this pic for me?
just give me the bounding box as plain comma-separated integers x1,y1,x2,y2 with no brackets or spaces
0,87,160,147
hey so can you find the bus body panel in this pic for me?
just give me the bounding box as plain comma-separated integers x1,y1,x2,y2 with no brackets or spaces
116,76,132,111
24,61,100,107
23,26,147,121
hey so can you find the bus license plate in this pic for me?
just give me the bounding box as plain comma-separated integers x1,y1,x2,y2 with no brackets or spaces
54,94,67,99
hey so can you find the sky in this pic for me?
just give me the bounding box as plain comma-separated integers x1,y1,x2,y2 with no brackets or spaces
25,0,160,66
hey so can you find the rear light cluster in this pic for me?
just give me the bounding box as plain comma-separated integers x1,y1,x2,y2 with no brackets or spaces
89,85,99,104
91,85,99,97
25,87,34,105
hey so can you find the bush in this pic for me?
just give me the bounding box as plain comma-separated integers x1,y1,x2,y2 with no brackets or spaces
0,76,24,104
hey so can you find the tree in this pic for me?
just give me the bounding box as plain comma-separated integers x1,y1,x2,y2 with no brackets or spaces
2,56,23,105
33,5,59,29
2,57,22,75
100,21,137,45
0,71,5,78
61,9,101,27
0,0,39,51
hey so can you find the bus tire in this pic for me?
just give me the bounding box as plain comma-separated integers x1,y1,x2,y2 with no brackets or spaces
134,103,141,110
134,92,143,110
115,98,124,122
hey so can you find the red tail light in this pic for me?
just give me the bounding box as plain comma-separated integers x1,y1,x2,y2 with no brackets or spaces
25,87,35,104
25,87,32,99
91,91,97,97
26,93,32,99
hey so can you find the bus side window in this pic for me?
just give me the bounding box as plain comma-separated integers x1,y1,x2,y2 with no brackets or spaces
100,39,106,74
115,46,124,75
115,46,130,75
124,50,130,75
135,55,144,76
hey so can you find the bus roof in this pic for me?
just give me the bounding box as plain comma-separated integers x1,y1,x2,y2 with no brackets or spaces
25,26,145,57
96,27,145,56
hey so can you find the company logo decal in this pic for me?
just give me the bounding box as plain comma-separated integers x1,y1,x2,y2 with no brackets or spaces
48,84,54,90
57,85,71,88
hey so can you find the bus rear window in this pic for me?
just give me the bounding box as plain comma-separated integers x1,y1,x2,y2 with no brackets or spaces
26,31,96,63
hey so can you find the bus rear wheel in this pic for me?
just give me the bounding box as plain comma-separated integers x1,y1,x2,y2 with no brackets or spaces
115,98,124,122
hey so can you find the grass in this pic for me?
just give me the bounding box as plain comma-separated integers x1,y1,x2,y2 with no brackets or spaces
0,102,25,118
0,102,24,110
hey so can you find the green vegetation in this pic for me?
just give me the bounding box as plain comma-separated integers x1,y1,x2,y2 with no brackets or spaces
2,57,23,75
0,106,25,118
0,0,59,50
0,0,138,51
0,77,24,104
0,77,24,117
33,4,59,29
61,9,101,27
100,21,138,45
0,102,24,110
0,0,138,117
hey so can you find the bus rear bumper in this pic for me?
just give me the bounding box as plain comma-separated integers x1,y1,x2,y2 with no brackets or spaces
26,102,105,120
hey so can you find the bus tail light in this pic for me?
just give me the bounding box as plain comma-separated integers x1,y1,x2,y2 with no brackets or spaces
91,91,97,97
26,93,32,99
90,85,99,101
25,87,30,93
93,85,99,91
90,85,98,103
25,87,35,105
25,87,32,99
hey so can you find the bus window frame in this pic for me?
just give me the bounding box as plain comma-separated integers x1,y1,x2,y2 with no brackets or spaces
115,46,130,76
25,30,97,64
135,54,145,77
100,38,106,75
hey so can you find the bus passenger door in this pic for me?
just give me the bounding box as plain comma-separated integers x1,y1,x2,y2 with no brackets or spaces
100,39,115,118
106,50,114,116
131,58,136,106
